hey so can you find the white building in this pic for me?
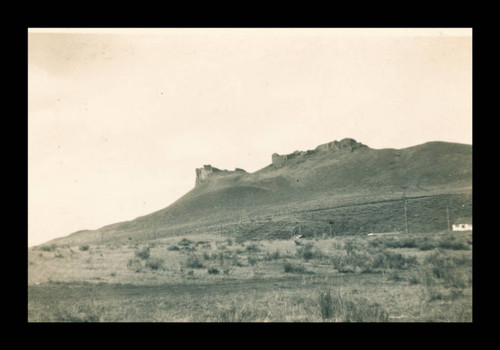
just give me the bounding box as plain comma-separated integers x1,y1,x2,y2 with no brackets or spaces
452,223,472,231
452,217,472,231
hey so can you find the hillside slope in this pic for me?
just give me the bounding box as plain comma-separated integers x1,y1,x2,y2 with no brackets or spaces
45,139,472,246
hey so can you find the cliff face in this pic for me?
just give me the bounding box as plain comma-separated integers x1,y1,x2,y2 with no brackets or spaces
195,165,220,186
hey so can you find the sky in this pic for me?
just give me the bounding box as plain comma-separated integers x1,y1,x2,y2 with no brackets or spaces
28,28,472,247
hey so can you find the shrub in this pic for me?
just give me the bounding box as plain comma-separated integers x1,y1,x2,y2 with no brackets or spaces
185,254,204,268
145,257,165,270
53,303,104,322
381,251,418,270
425,251,451,278
332,256,355,273
344,239,356,256
247,256,258,266
208,267,220,274
438,240,469,250
264,250,281,261
333,249,418,273
178,238,193,247
417,241,436,251
232,255,244,267
387,271,403,282
407,273,421,285
342,298,389,322
384,237,417,249
216,252,226,266
135,246,150,260
167,245,181,251
246,243,260,252
79,245,90,251
318,291,334,320
217,305,268,322
296,242,314,260
283,261,311,274
127,258,144,272
316,290,389,322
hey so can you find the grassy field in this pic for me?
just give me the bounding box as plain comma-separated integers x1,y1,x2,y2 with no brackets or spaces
28,230,472,322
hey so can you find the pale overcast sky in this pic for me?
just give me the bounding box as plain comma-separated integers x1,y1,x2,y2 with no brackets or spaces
28,28,472,246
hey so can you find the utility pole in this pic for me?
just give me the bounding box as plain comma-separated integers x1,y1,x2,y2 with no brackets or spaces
446,207,451,232
402,186,409,234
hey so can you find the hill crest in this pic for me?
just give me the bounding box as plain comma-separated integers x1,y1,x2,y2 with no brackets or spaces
40,138,472,247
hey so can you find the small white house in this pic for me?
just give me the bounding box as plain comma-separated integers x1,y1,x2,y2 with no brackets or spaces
452,223,473,231
452,218,472,231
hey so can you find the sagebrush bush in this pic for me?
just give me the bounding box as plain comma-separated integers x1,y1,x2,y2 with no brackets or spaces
332,249,418,273
247,256,258,266
417,241,436,251
79,245,90,251
53,303,104,322
342,298,389,322
185,254,204,268
208,267,220,275
232,255,244,267
167,245,180,251
178,238,193,247
438,240,469,250
264,250,281,261
246,243,260,252
145,257,164,270
318,291,334,320
127,258,144,272
217,305,268,322
384,237,417,249
343,239,356,256
135,247,150,260
316,290,389,322
283,261,311,274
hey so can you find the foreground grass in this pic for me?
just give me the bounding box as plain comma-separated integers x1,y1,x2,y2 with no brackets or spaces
28,231,472,322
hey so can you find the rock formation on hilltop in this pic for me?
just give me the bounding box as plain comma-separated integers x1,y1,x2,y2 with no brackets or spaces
272,138,367,168
195,165,247,187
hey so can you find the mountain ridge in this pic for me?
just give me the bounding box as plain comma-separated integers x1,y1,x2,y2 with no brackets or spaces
40,138,472,247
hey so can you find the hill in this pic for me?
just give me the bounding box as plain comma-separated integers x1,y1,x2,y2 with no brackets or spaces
43,138,472,246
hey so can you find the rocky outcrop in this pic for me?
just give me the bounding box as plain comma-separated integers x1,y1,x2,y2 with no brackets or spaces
195,165,247,187
314,138,364,153
272,138,366,168
195,165,220,186
196,139,366,181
